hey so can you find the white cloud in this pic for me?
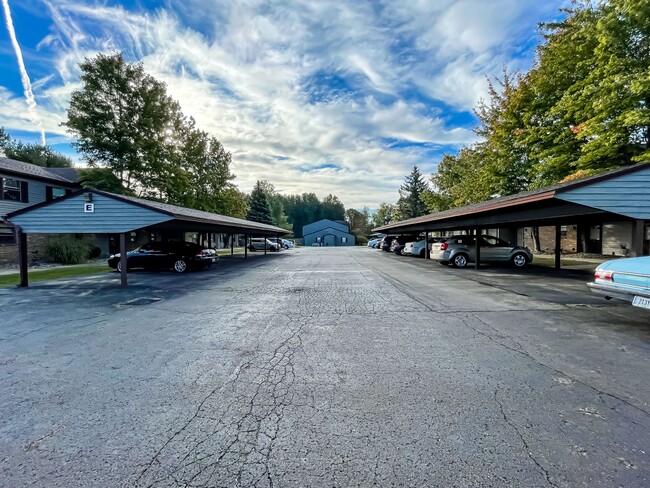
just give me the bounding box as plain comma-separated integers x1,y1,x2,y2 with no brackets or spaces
0,0,563,207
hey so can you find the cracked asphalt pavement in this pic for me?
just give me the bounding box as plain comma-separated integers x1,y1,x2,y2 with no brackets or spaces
1,247,649,487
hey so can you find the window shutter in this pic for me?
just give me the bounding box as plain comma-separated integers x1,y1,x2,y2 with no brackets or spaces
46,186,53,202
20,181,29,203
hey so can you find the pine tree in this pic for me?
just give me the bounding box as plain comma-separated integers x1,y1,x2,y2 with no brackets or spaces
246,181,273,224
396,166,429,219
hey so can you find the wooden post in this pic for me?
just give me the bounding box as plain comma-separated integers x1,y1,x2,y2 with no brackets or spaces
17,227,28,287
474,229,481,270
244,234,248,260
208,232,212,248
631,220,645,257
264,234,267,255
231,234,234,255
424,230,429,259
555,225,562,270
119,232,128,287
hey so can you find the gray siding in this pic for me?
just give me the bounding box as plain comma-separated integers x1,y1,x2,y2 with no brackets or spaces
303,219,349,236
304,227,355,246
8,193,171,234
557,166,650,219
0,172,73,216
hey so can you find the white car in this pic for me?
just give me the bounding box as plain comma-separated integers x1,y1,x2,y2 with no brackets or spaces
403,240,428,257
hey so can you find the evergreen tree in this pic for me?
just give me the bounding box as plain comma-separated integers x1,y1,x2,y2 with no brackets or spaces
396,166,429,219
246,180,273,224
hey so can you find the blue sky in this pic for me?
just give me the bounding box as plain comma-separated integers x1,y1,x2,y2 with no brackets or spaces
0,0,565,207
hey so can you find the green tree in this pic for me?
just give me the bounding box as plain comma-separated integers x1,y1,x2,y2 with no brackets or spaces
371,203,394,229
254,180,292,231
65,52,179,192
319,194,346,221
0,128,73,167
395,166,429,220
345,207,370,244
246,180,273,224
78,167,132,194
0,127,9,150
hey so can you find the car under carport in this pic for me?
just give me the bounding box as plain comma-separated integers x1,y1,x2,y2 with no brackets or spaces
3,189,289,287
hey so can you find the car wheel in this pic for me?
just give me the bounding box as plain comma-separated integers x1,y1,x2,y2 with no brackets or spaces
248,245,255,252
419,250,425,258
452,254,468,268
173,259,188,273
511,252,528,268
116,261,129,273
284,244,289,249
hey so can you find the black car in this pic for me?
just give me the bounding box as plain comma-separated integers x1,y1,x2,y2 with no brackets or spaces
108,241,216,273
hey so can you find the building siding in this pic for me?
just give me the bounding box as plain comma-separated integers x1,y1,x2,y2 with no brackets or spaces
302,219,349,237
303,227,355,246
8,193,172,234
1,176,48,216
556,166,650,219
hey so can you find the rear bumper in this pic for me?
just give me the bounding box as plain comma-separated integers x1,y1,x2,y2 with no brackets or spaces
587,282,650,302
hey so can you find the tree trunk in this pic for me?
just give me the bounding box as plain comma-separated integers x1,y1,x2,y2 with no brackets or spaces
532,226,541,253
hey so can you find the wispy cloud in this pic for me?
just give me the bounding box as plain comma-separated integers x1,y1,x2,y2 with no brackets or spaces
0,0,563,207
1,0,46,145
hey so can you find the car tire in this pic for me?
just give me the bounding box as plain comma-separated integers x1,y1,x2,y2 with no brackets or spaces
511,252,528,268
173,259,188,273
452,253,468,268
248,246,255,252
419,250,425,258
116,261,128,273
284,244,289,249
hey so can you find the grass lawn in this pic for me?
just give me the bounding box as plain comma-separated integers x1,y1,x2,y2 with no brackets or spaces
532,254,603,271
0,264,112,287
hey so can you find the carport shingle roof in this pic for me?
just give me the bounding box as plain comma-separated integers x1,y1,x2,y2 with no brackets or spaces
94,190,288,234
374,163,648,232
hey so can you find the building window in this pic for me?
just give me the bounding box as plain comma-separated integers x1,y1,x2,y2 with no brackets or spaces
2,178,22,201
341,237,347,243
0,224,15,244
46,186,67,201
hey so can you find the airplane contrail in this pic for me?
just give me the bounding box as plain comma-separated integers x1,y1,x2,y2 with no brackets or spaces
1,0,46,146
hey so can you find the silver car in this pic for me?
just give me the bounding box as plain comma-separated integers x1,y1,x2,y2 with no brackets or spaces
430,235,533,268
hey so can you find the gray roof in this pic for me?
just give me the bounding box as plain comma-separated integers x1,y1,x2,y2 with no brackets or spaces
95,190,289,234
0,157,78,184
46,167,80,183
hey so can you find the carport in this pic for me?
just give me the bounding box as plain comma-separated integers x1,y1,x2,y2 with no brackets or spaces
4,189,289,287
374,164,650,269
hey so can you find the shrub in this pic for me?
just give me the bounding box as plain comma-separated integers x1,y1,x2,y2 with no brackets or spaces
45,236,92,265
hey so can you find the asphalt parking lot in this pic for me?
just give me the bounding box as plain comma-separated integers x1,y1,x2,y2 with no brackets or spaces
1,247,648,487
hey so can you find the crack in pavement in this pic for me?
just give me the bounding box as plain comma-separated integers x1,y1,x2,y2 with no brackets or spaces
493,386,558,488
134,313,309,487
463,313,650,418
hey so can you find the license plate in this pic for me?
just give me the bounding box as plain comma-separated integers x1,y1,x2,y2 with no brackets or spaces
632,295,650,309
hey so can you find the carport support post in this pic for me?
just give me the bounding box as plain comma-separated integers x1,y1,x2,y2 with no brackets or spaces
119,233,128,287
264,235,267,255
231,234,234,255
554,225,562,270
474,229,481,270
631,219,645,257
17,227,28,287
424,231,429,259
244,234,248,260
